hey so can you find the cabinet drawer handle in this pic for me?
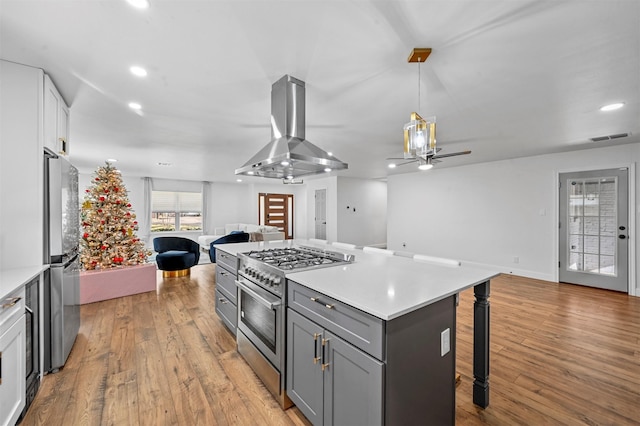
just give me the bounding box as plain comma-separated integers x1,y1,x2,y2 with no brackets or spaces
310,297,334,310
220,271,228,276
321,338,330,371
2,297,21,309
218,298,229,304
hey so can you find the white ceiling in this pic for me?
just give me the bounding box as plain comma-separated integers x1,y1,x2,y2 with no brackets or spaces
1,0,638,183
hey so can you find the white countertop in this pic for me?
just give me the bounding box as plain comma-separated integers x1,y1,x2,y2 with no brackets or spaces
216,240,499,321
0,265,48,299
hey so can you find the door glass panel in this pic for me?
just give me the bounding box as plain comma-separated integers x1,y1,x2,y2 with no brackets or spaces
600,237,616,256
600,217,615,236
569,234,583,252
565,177,617,276
600,255,615,275
569,252,583,271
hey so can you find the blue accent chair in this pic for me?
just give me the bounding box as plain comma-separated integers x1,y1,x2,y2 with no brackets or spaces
153,237,200,277
209,232,250,263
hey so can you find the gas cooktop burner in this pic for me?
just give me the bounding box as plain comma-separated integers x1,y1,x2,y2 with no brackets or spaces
243,246,354,272
238,246,355,298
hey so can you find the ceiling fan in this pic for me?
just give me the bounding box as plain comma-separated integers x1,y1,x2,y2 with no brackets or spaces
387,112,471,170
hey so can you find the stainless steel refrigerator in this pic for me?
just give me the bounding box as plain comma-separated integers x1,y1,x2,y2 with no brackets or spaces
43,148,80,372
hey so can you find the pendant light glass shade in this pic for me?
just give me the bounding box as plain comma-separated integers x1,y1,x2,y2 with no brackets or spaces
404,112,436,159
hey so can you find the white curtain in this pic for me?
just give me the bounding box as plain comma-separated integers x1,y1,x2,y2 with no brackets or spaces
202,181,212,234
140,177,152,247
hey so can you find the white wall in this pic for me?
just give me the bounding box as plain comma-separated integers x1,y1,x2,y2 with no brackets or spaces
387,143,639,295
336,177,387,247
204,181,308,239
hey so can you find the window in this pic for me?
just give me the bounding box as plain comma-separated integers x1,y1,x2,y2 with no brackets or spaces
151,191,202,232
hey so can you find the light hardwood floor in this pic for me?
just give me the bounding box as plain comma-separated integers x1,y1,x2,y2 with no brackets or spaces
20,265,640,425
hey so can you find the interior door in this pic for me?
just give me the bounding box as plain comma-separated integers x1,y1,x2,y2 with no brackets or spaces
559,168,628,292
259,193,293,239
315,189,326,240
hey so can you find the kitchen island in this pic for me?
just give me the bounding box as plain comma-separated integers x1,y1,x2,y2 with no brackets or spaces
214,239,498,425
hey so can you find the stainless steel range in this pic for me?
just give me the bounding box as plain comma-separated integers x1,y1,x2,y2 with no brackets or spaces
235,246,354,409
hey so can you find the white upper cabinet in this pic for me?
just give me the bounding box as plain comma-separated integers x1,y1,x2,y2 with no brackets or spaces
44,74,69,156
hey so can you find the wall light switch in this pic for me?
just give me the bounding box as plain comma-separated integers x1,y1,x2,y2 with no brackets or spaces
441,328,450,357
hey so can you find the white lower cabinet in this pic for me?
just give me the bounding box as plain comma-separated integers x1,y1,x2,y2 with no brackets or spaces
0,290,26,426
286,308,383,426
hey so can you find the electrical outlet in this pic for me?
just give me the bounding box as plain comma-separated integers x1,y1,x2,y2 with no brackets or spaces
441,328,450,357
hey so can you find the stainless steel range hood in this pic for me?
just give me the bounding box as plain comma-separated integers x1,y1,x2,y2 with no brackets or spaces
235,75,347,180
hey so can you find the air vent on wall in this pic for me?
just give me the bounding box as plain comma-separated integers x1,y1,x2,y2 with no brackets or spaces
590,133,629,142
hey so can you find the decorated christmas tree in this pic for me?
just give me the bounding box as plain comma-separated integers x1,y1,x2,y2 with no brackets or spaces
80,162,149,270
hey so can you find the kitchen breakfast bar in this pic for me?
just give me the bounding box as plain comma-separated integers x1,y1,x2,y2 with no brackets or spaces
214,240,499,425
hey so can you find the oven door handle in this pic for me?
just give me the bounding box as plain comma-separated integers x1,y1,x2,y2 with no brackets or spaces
236,280,281,310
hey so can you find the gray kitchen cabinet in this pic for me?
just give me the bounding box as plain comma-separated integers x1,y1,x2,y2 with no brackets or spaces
214,250,239,335
287,280,457,425
287,308,384,426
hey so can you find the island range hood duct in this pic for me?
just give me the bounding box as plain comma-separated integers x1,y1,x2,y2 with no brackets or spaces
235,75,347,180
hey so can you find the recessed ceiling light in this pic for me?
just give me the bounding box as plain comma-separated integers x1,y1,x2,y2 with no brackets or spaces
126,0,149,9
418,163,433,171
106,158,118,163
600,102,624,111
130,66,147,77
388,163,397,169
281,161,290,166
247,171,254,175
236,179,243,182
327,152,333,156
128,102,142,110
324,168,332,172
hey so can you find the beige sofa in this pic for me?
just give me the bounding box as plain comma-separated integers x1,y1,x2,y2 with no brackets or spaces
197,223,285,251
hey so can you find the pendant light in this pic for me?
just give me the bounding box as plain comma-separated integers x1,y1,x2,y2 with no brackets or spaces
404,48,436,162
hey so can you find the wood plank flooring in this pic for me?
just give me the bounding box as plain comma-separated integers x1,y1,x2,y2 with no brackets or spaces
20,266,640,425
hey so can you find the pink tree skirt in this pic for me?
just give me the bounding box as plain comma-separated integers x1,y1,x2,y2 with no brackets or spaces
80,263,157,304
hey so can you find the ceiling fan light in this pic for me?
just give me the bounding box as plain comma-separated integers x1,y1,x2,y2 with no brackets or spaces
418,163,433,171
404,113,436,159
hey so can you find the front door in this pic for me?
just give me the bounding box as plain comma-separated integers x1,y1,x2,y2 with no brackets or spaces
559,168,628,292
315,189,326,240
259,193,293,239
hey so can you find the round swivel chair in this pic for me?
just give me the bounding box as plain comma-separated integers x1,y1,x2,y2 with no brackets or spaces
153,236,200,277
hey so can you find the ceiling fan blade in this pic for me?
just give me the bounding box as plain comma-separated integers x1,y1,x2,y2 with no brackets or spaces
386,157,410,160
395,159,418,167
432,150,471,159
